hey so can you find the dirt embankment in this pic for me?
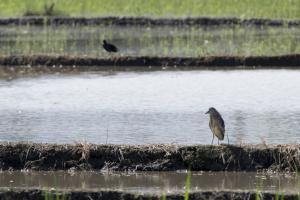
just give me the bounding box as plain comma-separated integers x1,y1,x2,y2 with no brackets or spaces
1,55,300,75
0,189,298,200
0,143,299,171
0,16,300,27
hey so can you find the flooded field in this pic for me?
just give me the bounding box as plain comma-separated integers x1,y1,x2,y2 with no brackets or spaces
0,171,298,194
0,69,299,144
1,2,300,200
1,24,300,57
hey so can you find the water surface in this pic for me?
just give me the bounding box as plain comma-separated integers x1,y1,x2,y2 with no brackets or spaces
0,171,298,194
0,24,300,56
0,69,300,144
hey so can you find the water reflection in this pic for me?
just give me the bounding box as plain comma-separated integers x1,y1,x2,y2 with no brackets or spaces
0,171,298,194
0,70,300,144
0,25,300,57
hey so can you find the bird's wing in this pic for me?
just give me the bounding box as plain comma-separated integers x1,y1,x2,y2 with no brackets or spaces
216,113,225,130
113,45,118,52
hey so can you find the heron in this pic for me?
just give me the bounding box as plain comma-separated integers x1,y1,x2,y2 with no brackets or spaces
205,107,225,145
102,40,118,53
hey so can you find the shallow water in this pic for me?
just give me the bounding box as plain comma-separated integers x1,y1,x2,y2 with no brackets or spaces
0,171,298,194
0,24,300,56
0,69,300,144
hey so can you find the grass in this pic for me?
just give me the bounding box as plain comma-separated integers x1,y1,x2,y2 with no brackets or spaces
297,170,300,200
255,177,263,200
1,24,300,57
184,170,192,200
1,0,300,19
43,190,66,200
42,171,191,200
39,171,300,200
159,170,191,200
255,172,300,200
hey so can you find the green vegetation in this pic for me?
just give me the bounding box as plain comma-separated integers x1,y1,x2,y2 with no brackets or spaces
1,0,300,19
255,177,263,200
38,171,300,200
275,191,285,200
161,193,166,200
297,170,300,200
254,173,300,200
43,190,66,200
184,170,191,200
0,24,300,57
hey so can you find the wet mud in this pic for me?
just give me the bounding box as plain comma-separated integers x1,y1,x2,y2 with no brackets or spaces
0,143,299,171
0,189,298,200
0,16,300,27
0,55,300,76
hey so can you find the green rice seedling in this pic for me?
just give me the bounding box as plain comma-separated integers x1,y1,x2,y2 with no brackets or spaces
255,189,261,200
44,190,49,200
55,192,65,200
274,190,285,200
255,176,264,200
184,170,192,200
275,177,285,200
44,190,66,200
1,22,300,57
275,191,279,200
297,170,300,200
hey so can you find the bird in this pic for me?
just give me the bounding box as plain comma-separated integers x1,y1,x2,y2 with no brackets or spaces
102,40,118,53
205,107,225,145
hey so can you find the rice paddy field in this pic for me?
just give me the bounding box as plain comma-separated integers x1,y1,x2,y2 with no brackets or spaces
1,1,300,200
1,24,300,57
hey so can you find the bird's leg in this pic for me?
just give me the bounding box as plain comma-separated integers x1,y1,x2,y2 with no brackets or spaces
227,133,230,145
218,139,219,145
211,135,214,145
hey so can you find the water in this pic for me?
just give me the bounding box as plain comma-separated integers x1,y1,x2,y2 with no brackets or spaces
0,171,298,194
0,24,300,57
0,69,300,144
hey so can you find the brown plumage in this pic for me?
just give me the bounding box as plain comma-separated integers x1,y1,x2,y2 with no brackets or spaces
205,107,225,145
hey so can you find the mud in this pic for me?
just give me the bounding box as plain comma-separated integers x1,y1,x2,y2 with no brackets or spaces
0,189,298,200
0,143,299,171
0,55,300,76
0,16,300,27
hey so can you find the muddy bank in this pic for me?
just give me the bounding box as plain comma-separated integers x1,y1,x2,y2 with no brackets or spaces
0,189,298,200
1,55,300,74
0,143,299,171
0,16,300,27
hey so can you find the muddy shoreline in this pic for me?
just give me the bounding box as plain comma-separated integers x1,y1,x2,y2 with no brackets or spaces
1,55,300,74
0,189,298,200
0,143,299,171
0,16,300,27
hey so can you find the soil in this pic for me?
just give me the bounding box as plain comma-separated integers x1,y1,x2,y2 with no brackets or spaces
0,16,299,27
0,143,299,171
0,55,300,77
0,189,298,200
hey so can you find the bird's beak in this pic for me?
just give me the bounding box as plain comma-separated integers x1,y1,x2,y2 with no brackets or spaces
205,110,209,114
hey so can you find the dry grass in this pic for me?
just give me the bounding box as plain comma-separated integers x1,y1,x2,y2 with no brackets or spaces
0,142,300,171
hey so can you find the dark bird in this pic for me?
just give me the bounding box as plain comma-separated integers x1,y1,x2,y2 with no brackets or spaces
205,107,225,145
103,40,118,53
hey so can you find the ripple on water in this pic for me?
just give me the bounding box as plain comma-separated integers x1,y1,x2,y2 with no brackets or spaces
0,69,299,144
